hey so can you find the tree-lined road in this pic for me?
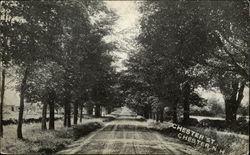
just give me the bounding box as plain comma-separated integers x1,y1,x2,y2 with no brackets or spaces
57,107,202,154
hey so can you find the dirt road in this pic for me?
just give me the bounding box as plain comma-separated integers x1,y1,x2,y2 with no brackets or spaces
57,107,202,154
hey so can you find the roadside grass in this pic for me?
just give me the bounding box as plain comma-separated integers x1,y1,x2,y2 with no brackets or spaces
147,120,249,155
0,118,110,154
189,127,249,155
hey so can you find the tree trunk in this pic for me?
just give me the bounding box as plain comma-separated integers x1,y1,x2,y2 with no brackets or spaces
17,68,28,139
183,82,191,122
225,81,238,122
149,107,152,119
172,99,178,123
143,110,147,119
226,81,245,122
80,104,83,123
87,106,93,115
234,81,245,118
160,110,164,123
63,102,67,127
144,105,150,119
95,104,101,117
67,103,71,127
107,106,112,114
172,106,178,123
49,97,55,130
156,113,159,122
225,99,233,122
41,101,47,130
0,68,5,137
73,100,78,125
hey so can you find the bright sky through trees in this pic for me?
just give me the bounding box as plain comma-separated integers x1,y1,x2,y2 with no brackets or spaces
105,1,141,72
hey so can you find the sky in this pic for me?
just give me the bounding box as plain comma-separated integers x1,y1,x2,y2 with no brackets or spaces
105,1,141,72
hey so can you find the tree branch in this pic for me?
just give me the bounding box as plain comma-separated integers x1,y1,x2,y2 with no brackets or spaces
223,46,249,79
220,31,248,59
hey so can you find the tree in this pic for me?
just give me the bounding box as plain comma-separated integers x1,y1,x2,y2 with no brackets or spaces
203,1,249,122
26,61,64,130
132,0,249,123
0,0,117,139
175,1,249,122
0,1,22,137
57,0,116,124
171,0,249,122
9,1,63,138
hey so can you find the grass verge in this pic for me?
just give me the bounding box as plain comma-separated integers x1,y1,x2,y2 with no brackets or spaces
189,126,249,155
1,119,106,154
147,120,249,155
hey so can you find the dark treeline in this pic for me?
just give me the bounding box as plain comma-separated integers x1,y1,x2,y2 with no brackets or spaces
120,1,249,124
0,1,121,139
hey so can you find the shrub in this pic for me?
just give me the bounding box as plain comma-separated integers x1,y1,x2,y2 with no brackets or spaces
102,116,116,122
180,118,199,126
211,104,224,116
72,122,103,140
55,128,74,139
30,131,72,154
238,116,247,122
197,119,249,134
198,119,227,130
55,121,103,140
3,117,63,126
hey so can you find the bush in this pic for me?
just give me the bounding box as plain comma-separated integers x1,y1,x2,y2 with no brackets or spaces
238,105,249,116
190,99,224,117
211,104,224,116
197,119,249,134
190,109,215,117
238,116,247,122
31,131,72,154
56,121,103,140
55,128,74,139
198,119,227,129
72,122,103,139
3,117,62,125
179,118,199,126
102,116,116,122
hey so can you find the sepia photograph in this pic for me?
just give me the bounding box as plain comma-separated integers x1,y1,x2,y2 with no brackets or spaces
0,0,249,154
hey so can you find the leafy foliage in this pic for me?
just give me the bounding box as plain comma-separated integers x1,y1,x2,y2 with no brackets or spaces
0,0,118,137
